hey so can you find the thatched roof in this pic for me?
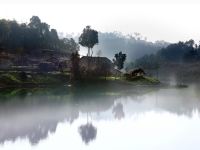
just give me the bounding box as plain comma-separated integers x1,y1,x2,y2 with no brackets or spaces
80,56,113,68
79,56,114,76
80,56,112,65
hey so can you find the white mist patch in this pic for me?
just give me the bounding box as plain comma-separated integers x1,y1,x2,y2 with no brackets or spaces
169,74,177,86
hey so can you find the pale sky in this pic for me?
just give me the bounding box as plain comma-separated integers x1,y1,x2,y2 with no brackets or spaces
1,0,200,42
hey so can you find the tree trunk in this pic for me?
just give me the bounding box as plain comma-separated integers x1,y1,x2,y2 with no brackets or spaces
91,49,93,57
88,47,90,56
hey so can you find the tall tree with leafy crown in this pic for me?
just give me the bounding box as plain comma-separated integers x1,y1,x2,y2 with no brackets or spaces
79,26,98,56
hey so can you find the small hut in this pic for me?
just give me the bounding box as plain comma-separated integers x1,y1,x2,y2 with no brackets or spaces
124,68,145,79
131,68,146,77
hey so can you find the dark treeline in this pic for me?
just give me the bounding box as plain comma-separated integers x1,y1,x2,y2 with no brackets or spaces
129,39,200,69
0,16,79,54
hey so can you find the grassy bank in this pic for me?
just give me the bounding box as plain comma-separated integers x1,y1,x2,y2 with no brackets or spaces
125,76,160,85
0,71,161,88
78,75,160,86
0,72,70,88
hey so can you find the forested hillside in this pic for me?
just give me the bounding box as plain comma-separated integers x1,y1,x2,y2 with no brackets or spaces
131,39,200,69
128,39,200,83
90,32,169,61
0,16,79,55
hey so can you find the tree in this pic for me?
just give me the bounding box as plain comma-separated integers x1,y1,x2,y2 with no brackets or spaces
0,19,9,48
71,51,80,80
112,103,125,120
7,21,23,50
50,29,59,49
61,38,79,53
28,16,42,49
185,39,195,48
78,123,97,144
79,26,98,56
28,16,41,29
0,16,79,54
113,52,126,70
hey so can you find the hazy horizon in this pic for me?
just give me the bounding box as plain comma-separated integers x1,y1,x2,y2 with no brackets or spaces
1,0,200,43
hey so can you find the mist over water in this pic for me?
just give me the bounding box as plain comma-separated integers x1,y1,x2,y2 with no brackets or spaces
0,83,200,150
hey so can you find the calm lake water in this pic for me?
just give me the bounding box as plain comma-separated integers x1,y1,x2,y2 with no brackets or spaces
0,82,200,150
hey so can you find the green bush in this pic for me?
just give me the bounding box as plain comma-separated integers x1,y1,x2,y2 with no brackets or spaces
0,74,21,85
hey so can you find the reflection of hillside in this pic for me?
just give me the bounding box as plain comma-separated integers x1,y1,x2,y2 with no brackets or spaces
0,83,198,146
112,103,125,119
153,88,200,117
0,99,79,145
0,121,58,145
126,87,200,117
0,83,124,145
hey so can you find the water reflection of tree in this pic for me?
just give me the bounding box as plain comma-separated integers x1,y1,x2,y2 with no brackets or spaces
0,84,161,146
78,123,97,144
78,112,97,145
28,122,57,145
112,102,125,120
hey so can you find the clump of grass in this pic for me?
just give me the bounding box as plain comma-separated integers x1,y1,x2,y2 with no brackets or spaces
33,75,60,84
144,76,160,84
0,72,70,86
98,76,121,80
0,73,21,85
126,76,160,85
31,73,70,84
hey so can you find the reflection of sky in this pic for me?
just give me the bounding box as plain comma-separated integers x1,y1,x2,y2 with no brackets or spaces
2,111,200,150
1,86,200,149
